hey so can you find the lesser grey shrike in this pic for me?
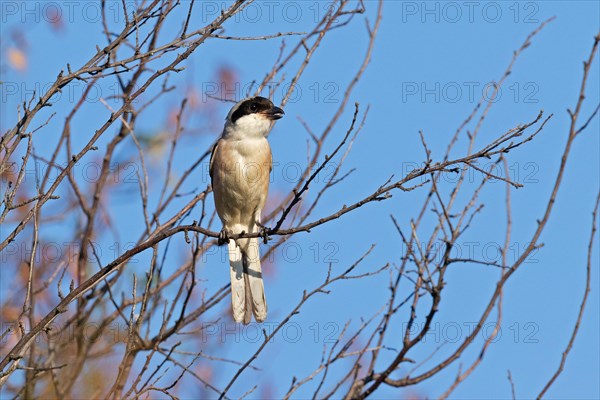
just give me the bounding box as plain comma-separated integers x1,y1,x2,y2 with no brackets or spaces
209,96,284,324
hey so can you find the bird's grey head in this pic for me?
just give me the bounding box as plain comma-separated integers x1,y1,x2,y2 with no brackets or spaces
224,96,284,139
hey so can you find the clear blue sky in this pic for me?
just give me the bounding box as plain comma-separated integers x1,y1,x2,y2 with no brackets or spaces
1,1,599,398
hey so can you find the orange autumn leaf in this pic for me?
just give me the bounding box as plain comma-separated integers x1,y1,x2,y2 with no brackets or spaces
218,66,237,87
46,6,64,31
8,48,27,71
186,86,200,109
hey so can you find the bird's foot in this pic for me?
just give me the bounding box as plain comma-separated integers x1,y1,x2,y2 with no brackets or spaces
256,221,271,244
218,228,229,246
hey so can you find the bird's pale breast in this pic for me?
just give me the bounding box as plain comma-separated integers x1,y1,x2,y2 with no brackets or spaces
211,137,271,228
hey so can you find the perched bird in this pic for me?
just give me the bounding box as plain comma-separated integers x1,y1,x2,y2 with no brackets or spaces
209,96,284,324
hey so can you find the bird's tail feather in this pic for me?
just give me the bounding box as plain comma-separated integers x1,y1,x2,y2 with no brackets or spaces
244,237,267,322
228,233,267,324
228,239,246,323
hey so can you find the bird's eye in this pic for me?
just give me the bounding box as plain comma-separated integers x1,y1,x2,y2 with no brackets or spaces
250,103,258,112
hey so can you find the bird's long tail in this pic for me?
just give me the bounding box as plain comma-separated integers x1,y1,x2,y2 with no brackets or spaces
228,232,266,324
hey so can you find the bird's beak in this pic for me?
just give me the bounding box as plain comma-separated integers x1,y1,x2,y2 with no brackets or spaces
263,106,285,120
